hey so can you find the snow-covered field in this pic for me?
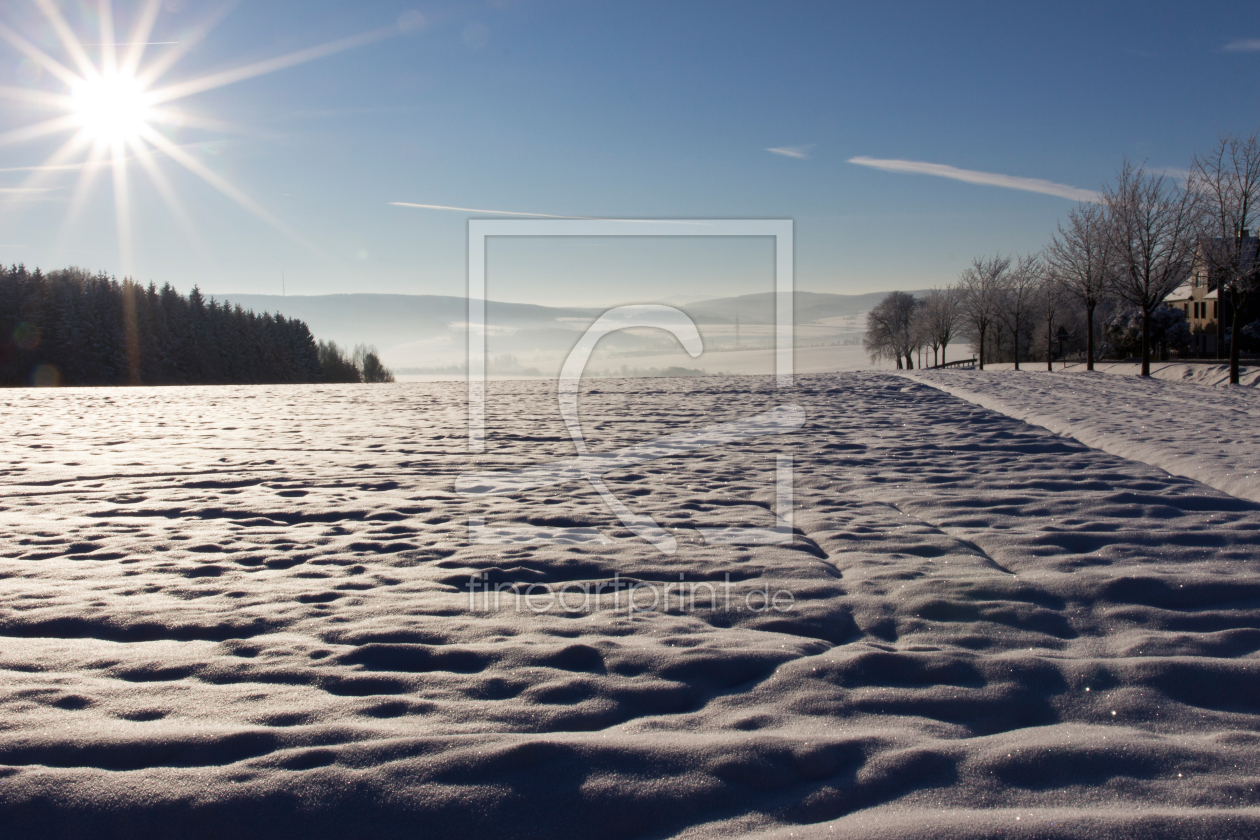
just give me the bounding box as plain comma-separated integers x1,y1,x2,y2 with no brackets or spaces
2,373,1260,838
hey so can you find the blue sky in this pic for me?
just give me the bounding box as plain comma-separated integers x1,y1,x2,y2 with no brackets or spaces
1,0,1258,305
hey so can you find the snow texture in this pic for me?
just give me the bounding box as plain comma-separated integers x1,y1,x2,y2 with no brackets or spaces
1,374,1259,838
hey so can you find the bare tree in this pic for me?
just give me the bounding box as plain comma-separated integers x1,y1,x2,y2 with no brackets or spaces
915,287,961,368
958,254,1010,370
1045,201,1114,370
1103,159,1200,376
864,291,921,369
353,344,396,383
1190,132,1260,385
1038,266,1068,371
864,299,896,367
995,254,1041,371
911,303,937,368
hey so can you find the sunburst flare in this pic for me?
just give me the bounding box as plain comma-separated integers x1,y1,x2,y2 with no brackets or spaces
0,0,395,275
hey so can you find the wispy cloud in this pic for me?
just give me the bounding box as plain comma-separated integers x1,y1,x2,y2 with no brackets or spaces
1223,38,1260,52
0,162,106,174
848,156,1100,202
766,145,813,159
1153,166,1192,182
390,202,592,218
389,203,716,226
0,186,58,202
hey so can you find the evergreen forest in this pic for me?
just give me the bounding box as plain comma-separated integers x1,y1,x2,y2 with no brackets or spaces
1,265,392,387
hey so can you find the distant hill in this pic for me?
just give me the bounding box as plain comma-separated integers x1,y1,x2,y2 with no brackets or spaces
210,294,602,368
207,290,928,368
681,290,932,324
215,293,601,334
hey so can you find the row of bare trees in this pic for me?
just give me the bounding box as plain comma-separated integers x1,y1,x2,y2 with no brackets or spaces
866,132,1260,384
864,254,1063,372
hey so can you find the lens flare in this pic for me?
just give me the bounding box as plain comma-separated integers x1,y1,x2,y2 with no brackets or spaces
31,364,61,387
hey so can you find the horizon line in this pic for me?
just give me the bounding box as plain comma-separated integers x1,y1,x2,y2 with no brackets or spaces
199,287,934,305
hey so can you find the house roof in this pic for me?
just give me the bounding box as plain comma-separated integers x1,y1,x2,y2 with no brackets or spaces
1165,234,1255,304
1164,286,1218,303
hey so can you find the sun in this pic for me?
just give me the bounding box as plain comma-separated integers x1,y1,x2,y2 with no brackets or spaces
0,2,396,276
69,72,153,145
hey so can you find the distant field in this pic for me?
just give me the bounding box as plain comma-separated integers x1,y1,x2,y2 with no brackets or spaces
397,343,895,380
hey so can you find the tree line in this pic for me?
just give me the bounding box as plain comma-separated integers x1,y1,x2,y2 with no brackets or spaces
866,132,1260,384
0,265,393,386
317,339,396,384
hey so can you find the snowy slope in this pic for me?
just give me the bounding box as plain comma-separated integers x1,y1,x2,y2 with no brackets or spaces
980,360,1260,388
1,374,1259,838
